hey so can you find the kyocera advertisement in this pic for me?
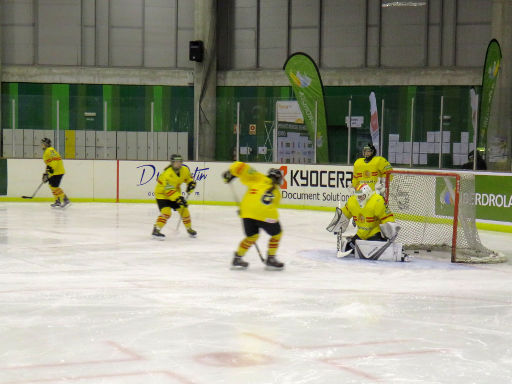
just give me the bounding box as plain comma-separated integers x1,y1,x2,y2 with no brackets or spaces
277,164,353,207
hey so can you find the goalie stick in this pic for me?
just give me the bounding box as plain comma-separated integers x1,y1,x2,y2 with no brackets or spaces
326,206,356,258
21,181,44,199
229,183,265,264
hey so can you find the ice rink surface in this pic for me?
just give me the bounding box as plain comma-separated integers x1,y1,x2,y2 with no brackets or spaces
1,202,511,384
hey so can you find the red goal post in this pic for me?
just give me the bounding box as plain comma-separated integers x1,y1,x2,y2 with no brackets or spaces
384,169,505,263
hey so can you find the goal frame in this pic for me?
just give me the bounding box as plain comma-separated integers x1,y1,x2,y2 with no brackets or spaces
385,170,461,262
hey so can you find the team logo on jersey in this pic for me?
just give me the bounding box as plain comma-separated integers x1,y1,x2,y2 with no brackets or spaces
261,191,274,205
358,214,365,223
364,170,371,177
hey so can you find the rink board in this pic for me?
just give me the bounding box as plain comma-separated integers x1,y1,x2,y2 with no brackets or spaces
1,158,511,231
2,159,355,209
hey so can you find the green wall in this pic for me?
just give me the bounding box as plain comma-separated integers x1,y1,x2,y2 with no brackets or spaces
216,85,478,167
1,83,193,134
1,82,477,167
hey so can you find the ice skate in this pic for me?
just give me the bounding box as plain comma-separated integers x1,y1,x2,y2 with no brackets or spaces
265,256,284,271
60,196,71,209
187,228,197,238
152,226,165,240
231,253,249,270
50,199,61,208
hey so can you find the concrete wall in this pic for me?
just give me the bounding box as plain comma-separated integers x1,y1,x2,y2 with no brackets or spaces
2,65,480,87
1,0,194,68
217,0,492,70
1,0,492,70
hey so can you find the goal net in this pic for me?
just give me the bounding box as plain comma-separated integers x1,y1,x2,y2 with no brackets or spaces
385,170,506,263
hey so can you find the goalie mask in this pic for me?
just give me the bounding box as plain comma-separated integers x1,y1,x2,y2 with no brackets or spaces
355,183,374,208
267,168,283,186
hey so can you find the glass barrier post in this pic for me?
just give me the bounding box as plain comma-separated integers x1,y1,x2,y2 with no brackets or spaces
273,101,277,162
56,100,60,154
314,100,318,164
11,99,15,158
439,95,444,169
236,102,240,161
150,101,154,160
104,100,109,159
347,98,352,165
380,99,385,156
409,97,414,167
473,94,478,171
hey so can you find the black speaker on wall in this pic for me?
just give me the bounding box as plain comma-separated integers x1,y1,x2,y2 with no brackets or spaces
189,40,204,62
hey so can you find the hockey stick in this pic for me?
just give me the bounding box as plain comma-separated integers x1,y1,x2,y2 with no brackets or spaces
21,181,44,199
229,183,266,263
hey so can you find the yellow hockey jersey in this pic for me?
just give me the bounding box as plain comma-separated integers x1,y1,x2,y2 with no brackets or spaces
352,156,392,190
230,161,281,223
154,165,193,200
341,193,395,240
43,146,65,176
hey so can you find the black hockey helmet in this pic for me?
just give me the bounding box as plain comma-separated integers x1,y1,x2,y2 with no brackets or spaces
170,154,183,163
267,168,283,185
170,154,183,170
363,142,376,159
41,137,52,147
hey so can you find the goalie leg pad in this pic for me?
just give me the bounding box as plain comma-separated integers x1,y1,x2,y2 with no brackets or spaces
355,240,403,261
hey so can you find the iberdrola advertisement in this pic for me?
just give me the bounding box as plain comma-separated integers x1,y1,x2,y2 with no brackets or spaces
283,52,328,163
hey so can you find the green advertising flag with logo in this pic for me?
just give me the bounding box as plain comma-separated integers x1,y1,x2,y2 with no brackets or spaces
479,39,502,149
283,52,328,163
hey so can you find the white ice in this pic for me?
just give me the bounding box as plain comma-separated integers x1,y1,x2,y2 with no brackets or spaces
0,202,511,384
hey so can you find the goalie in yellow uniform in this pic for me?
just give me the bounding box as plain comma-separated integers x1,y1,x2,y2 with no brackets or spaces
352,143,392,195
41,138,71,208
222,162,285,270
152,154,197,240
327,183,401,260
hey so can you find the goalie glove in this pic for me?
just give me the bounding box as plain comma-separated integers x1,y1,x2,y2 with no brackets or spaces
379,222,401,241
42,173,49,183
375,180,386,196
186,180,196,193
222,170,235,184
326,207,350,233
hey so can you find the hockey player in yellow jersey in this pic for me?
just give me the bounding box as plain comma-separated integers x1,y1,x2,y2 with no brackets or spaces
222,162,284,270
41,138,71,208
152,154,197,240
343,183,395,240
352,143,392,195
327,183,398,257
